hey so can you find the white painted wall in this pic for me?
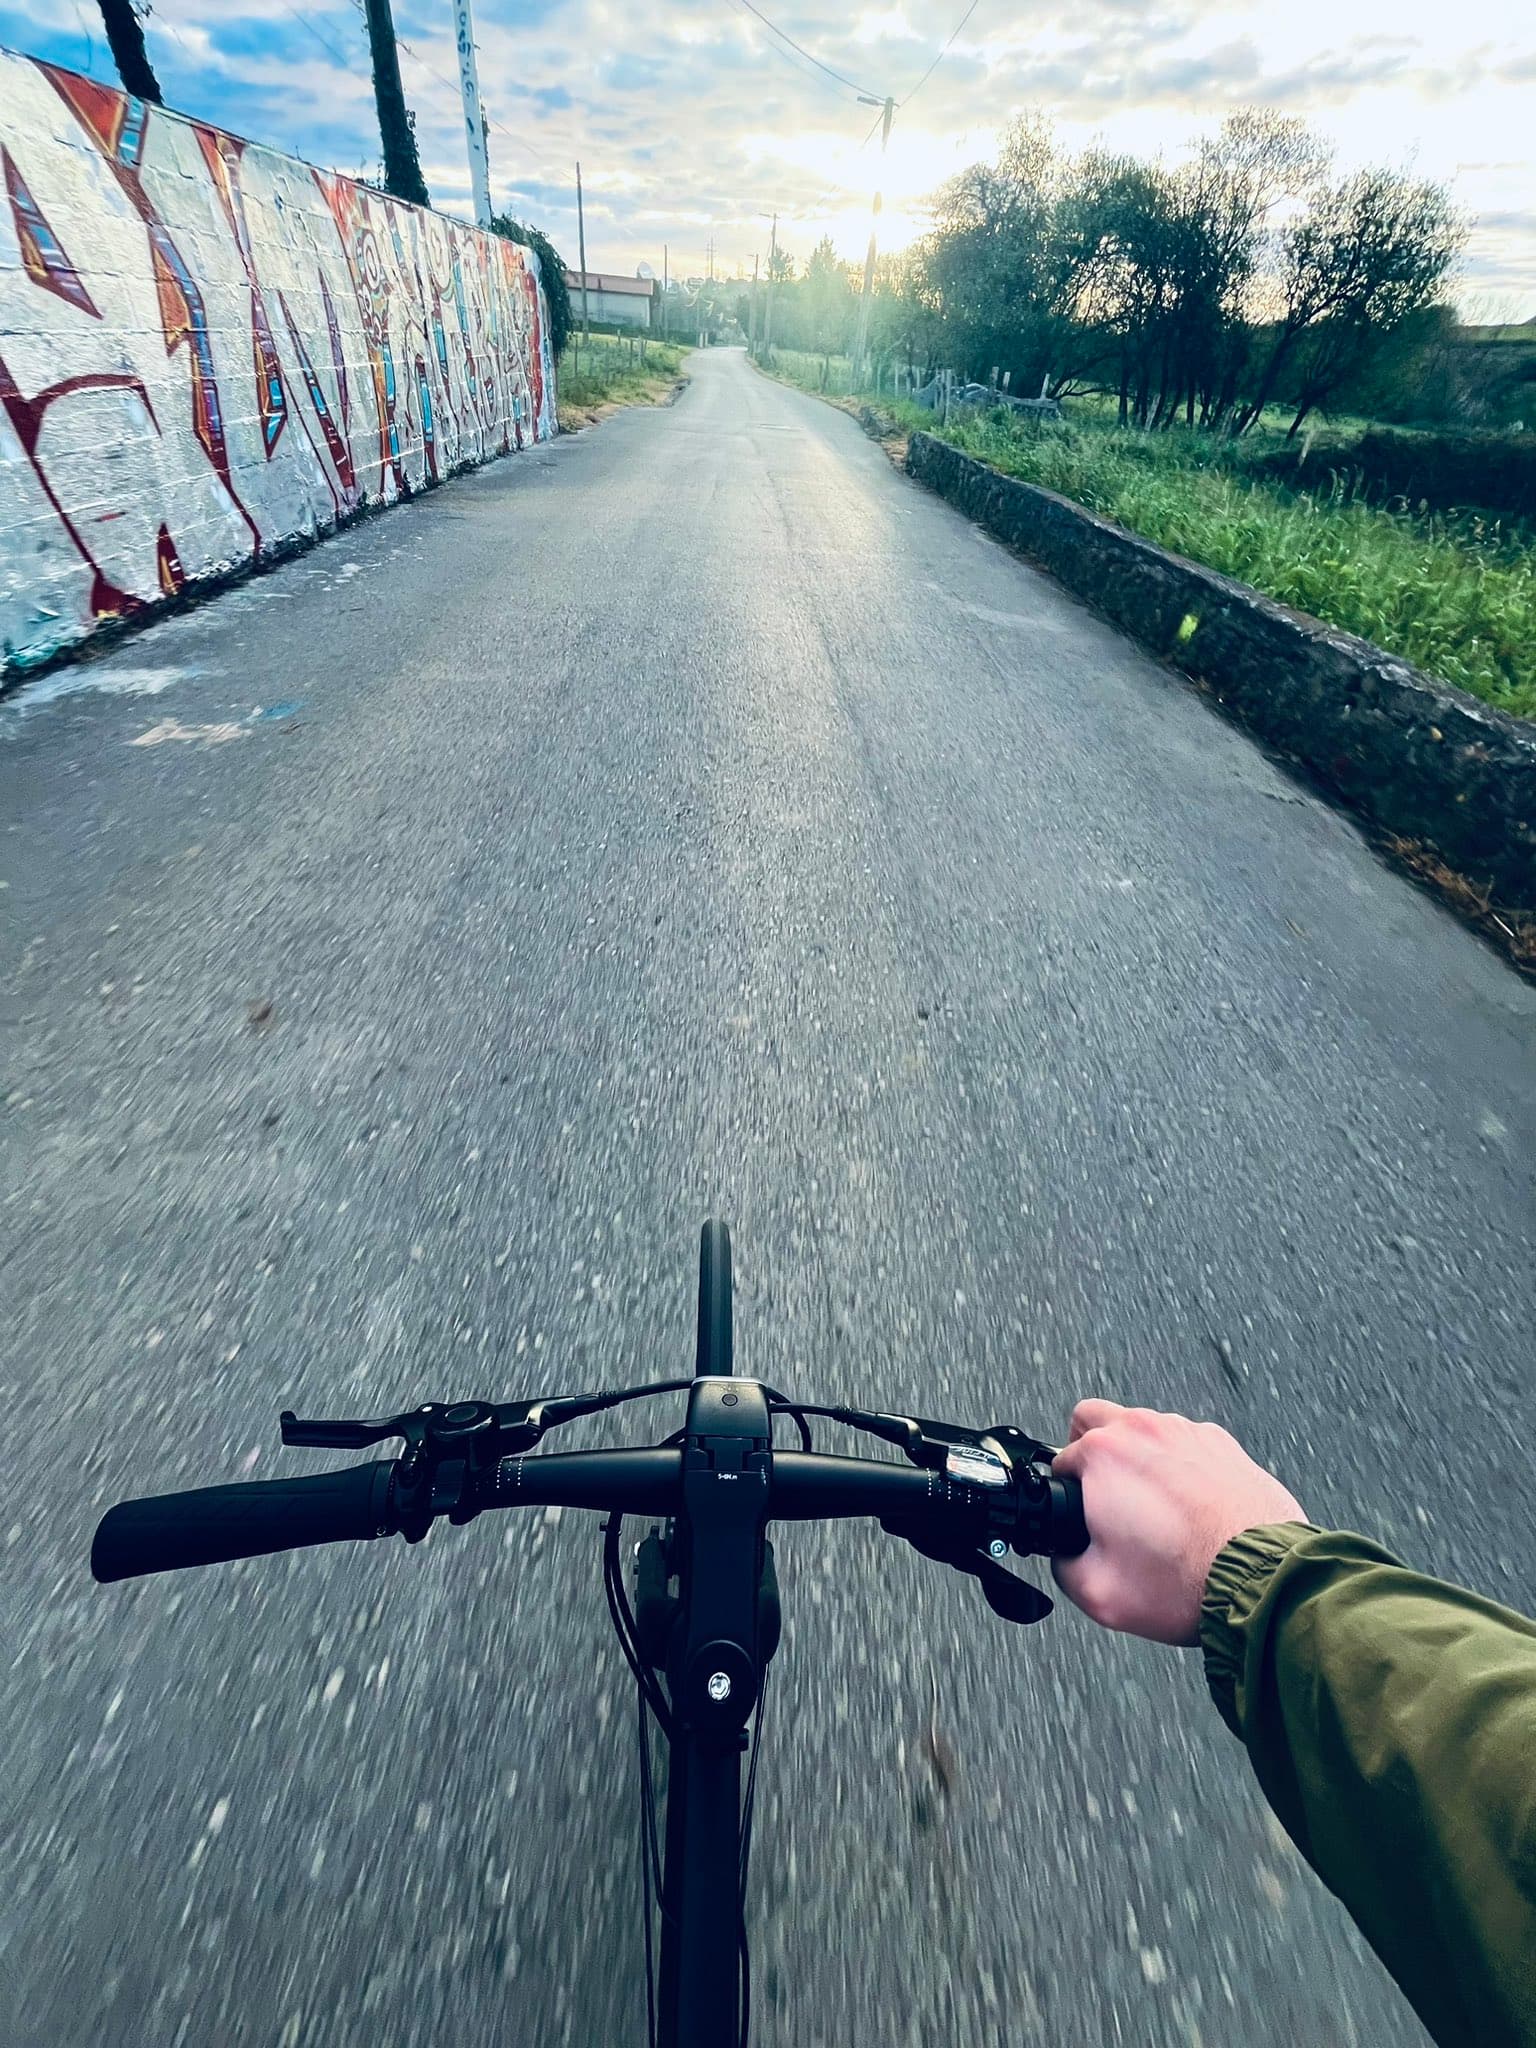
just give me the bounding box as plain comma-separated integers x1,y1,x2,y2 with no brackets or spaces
0,50,557,675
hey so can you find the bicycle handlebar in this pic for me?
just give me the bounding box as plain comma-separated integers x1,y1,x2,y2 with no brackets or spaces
91,1446,1087,1583
91,1462,396,1582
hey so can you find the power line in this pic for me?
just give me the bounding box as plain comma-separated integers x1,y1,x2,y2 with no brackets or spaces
902,0,981,107
394,37,539,166
278,0,365,73
70,0,98,72
730,0,884,103
340,0,539,172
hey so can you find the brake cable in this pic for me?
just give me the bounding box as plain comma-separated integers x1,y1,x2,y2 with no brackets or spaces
768,1400,1066,1623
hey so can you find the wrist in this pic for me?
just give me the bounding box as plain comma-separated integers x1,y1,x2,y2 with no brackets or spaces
1199,1521,1317,1734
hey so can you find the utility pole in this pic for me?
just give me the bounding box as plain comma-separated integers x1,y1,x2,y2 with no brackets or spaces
748,251,759,355
95,0,162,103
576,161,591,346
852,95,894,384
362,0,429,206
452,0,492,227
761,212,778,361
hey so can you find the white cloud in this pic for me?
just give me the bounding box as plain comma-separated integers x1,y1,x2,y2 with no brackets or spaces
27,0,1533,313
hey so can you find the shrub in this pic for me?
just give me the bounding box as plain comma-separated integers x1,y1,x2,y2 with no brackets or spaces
1254,426,1536,521
490,216,573,361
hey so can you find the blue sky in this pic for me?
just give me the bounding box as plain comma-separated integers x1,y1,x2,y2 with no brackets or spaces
2,0,1531,311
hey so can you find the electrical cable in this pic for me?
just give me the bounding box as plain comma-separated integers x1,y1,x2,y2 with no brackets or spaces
730,0,885,103
637,1686,658,2048
604,1515,675,1735
637,1682,667,1902
760,1385,813,1451
617,1515,675,2046
737,1688,766,2048
279,0,365,73
338,0,545,171
901,0,981,107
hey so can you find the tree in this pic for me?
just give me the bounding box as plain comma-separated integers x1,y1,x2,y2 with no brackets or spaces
1310,302,1452,426
491,217,573,358
1235,167,1464,435
924,115,1068,392
802,237,852,385
766,246,796,285
1157,111,1327,429
855,250,943,383
863,252,934,380
903,107,1463,441
96,0,162,103
1057,112,1325,428
361,0,429,207
1057,151,1179,423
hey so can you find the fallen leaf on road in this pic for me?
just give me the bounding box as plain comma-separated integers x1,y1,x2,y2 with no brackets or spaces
247,998,275,1030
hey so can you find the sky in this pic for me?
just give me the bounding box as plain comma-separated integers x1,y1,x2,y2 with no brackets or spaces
1,0,1532,314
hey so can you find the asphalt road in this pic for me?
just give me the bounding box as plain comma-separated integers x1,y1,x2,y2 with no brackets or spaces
4,346,1535,2048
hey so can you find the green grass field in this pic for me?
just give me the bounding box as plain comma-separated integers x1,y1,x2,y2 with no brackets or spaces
557,340,688,424
762,351,1536,719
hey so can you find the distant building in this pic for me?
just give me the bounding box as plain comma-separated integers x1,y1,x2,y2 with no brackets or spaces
563,270,657,332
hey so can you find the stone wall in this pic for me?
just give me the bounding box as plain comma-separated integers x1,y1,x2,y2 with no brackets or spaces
907,431,1536,917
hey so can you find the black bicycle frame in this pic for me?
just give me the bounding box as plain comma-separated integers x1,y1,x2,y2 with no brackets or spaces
653,1374,776,2047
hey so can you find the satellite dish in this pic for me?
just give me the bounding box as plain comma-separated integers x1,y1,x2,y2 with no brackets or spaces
636,262,656,281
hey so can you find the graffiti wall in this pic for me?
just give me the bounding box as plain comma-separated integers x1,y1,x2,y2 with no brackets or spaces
0,49,557,675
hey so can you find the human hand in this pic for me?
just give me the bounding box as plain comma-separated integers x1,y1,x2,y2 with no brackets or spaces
1051,1400,1307,1645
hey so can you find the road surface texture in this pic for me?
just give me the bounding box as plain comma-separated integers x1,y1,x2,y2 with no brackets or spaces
4,346,1535,2048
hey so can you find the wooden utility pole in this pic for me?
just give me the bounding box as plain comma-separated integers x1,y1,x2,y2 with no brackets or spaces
761,213,779,361
362,0,429,206
576,161,591,345
95,0,162,103
748,252,759,355
852,96,894,383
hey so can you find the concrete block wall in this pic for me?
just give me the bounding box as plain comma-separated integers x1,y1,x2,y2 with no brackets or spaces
0,51,557,676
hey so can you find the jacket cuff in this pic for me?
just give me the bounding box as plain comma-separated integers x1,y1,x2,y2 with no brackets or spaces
1200,1523,1317,1737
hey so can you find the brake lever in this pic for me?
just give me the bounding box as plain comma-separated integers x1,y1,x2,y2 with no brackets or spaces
281,1399,546,1455
973,1552,1054,1625
279,1400,548,1542
880,1519,1055,1625
280,1412,409,1449
278,1389,664,1540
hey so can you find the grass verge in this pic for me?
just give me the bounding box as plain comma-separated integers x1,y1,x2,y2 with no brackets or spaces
761,351,1536,720
557,340,689,430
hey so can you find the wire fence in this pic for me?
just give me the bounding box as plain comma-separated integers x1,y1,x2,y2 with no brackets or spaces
762,348,927,402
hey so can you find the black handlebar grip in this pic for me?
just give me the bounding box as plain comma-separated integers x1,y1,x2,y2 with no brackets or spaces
90,1461,397,1583
1048,1476,1088,1557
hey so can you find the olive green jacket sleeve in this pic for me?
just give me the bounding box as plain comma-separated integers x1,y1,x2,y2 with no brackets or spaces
1200,1523,1536,2046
